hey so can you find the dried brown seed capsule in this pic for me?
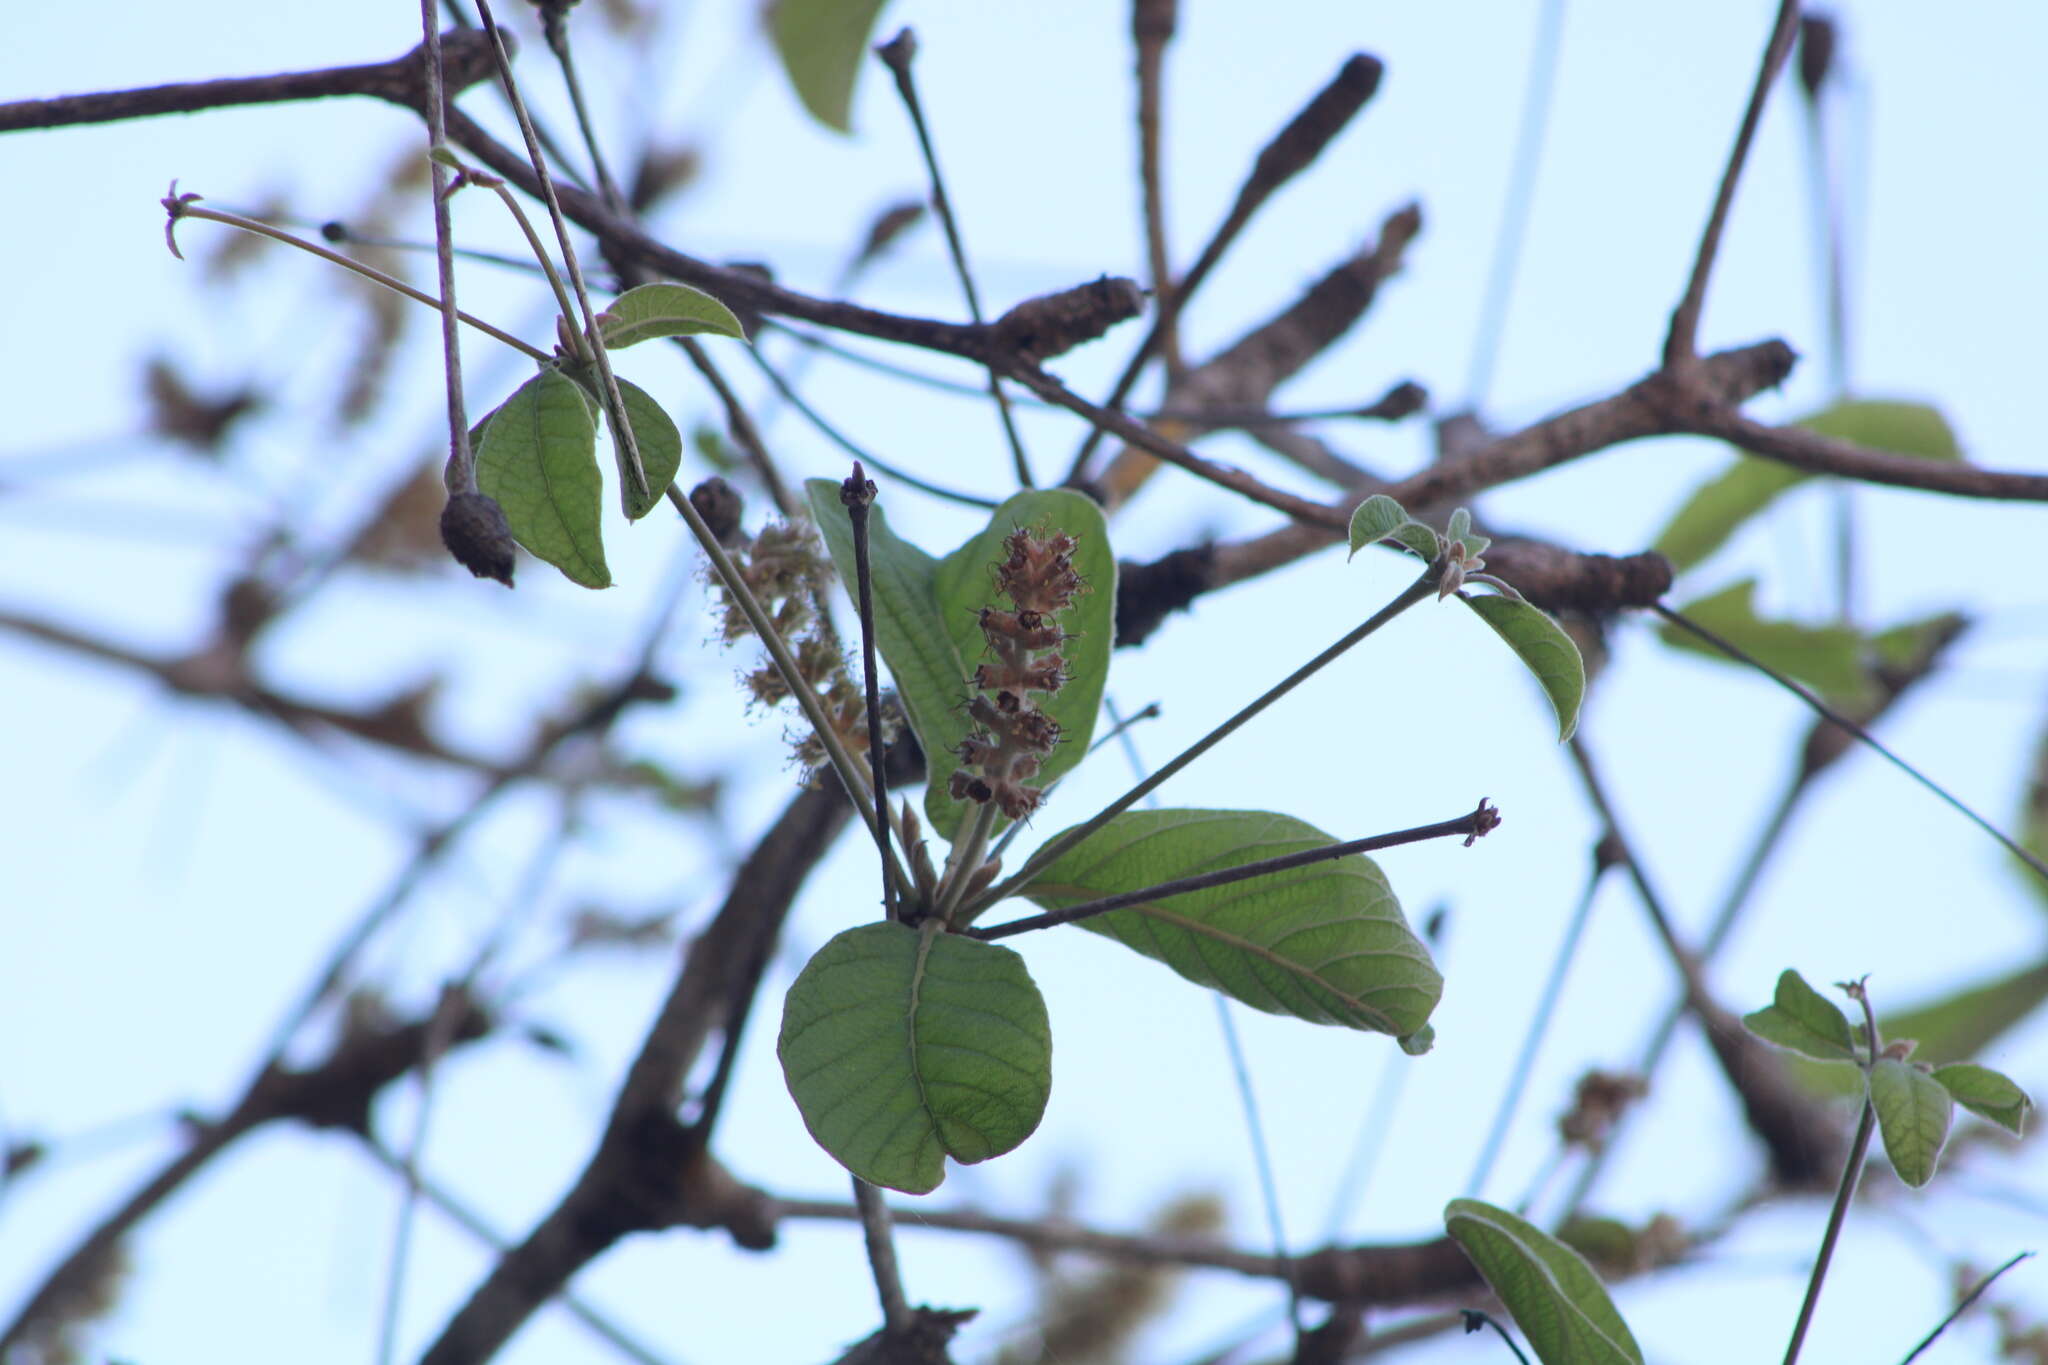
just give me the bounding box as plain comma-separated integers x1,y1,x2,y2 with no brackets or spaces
440,492,516,586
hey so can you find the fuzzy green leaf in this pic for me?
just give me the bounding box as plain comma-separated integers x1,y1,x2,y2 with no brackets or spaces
565,375,682,521
1785,957,2048,1098
777,921,1051,1194
598,282,746,348
1023,809,1442,1038
1347,494,1439,562
1931,1063,2032,1136
1658,579,1868,698
1870,1057,1954,1187
1462,594,1585,742
1444,1198,1644,1365
924,489,1115,838
768,0,893,134
1654,398,1962,571
1743,969,1858,1062
474,369,609,588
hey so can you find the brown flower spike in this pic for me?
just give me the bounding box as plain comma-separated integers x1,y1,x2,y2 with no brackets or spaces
948,525,1086,820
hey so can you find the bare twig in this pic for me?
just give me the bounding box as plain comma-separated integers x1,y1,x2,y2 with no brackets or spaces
1066,52,1385,484
853,1176,913,1335
841,465,898,921
1663,0,1802,366
874,29,1033,487
1898,1251,2036,1365
1131,0,1181,375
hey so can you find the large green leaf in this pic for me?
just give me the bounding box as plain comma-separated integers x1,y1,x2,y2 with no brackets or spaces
1021,809,1441,1039
926,489,1115,838
777,920,1051,1195
1653,398,1962,572
598,282,746,348
768,0,893,134
808,482,1115,843
1462,594,1585,742
1931,1064,2032,1136
1743,968,1858,1062
1444,1198,1644,1365
1870,1056,1953,1187
1658,579,1867,698
474,369,609,588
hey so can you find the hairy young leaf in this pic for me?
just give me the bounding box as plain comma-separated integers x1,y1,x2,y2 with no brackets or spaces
805,478,951,764
1658,579,1868,698
1023,809,1442,1038
1931,1063,2032,1136
768,0,893,134
1444,1198,1644,1365
565,375,681,521
1870,1057,1953,1187
1347,493,1439,562
1461,594,1584,742
1743,969,1858,1062
474,369,609,588
1784,957,2048,1098
926,489,1115,838
777,920,1051,1195
598,282,747,348
1653,398,1962,572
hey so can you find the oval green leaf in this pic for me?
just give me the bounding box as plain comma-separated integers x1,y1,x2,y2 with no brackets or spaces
1653,398,1962,572
1657,579,1868,699
1785,957,2048,1099
777,920,1052,1195
1022,809,1442,1037
1444,1198,1644,1365
1462,594,1585,742
474,369,609,588
926,489,1115,838
599,282,746,348
1742,968,1857,1062
768,0,892,134
601,377,682,520
1930,1063,2032,1136
1870,1056,1954,1187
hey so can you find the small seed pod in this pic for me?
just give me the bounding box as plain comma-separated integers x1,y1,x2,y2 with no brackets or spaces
440,492,517,586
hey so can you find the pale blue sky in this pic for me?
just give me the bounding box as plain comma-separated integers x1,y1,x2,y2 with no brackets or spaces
3,4,2046,1363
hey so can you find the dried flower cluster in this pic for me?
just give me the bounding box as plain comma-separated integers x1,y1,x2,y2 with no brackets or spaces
712,517,885,774
948,525,1086,820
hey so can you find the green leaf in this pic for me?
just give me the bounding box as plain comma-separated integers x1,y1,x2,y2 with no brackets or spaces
1931,1064,2032,1136
1786,957,2048,1098
598,282,747,348
1654,398,1962,572
768,0,893,134
808,482,1115,842
474,369,609,588
1653,460,1808,573
1461,594,1585,742
1658,579,1868,698
601,378,681,520
1742,969,1858,1062
777,920,1051,1195
925,489,1115,838
1800,398,1962,462
1022,809,1442,1038
1870,1057,1954,1187
1444,1198,1644,1365
1347,494,1438,562
2018,712,2048,913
